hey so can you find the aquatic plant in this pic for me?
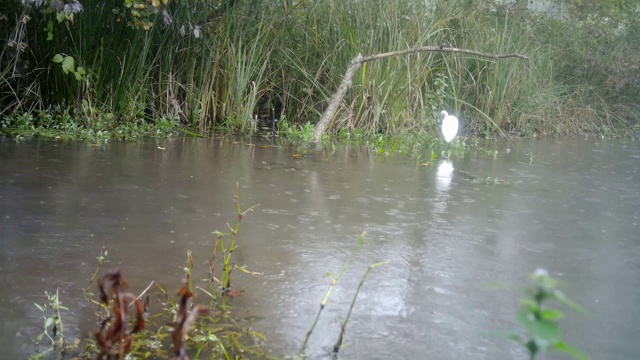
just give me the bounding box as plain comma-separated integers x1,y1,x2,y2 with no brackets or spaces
300,232,364,355
27,184,268,360
94,269,146,359
299,232,389,356
84,247,108,303
300,231,366,356
282,121,318,146
32,289,77,359
209,182,261,298
333,260,389,354
507,268,589,360
172,283,209,360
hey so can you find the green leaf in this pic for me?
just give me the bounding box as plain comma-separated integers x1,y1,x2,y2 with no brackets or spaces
62,56,75,74
46,20,54,40
517,311,561,344
34,303,45,312
358,231,366,247
517,311,534,327
553,290,588,314
507,332,523,343
76,67,86,75
520,298,538,310
52,54,64,63
371,260,389,268
74,72,82,81
59,305,70,311
501,329,523,343
540,308,564,321
45,317,54,328
56,12,65,23
551,341,590,360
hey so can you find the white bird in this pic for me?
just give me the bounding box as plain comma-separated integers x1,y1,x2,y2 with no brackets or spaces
440,110,459,143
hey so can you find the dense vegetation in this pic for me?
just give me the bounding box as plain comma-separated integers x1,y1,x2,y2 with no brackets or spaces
1,0,639,145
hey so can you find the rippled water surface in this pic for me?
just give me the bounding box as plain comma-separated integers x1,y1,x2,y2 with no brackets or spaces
1,137,639,359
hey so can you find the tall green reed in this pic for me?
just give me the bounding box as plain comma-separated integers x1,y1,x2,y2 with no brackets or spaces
220,21,272,133
3,0,636,139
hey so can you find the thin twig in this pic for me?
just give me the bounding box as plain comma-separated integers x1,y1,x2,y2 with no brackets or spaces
127,280,155,309
136,281,155,301
195,286,215,299
241,204,260,216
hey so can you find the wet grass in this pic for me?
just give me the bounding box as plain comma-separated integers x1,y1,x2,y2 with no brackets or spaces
0,109,182,144
2,0,639,144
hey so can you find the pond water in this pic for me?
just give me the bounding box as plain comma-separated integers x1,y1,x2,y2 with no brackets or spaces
1,136,639,359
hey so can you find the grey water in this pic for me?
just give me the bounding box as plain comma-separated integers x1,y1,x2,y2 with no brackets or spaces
1,136,639,359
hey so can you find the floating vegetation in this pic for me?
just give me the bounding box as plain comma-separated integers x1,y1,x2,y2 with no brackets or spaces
458,170,511,186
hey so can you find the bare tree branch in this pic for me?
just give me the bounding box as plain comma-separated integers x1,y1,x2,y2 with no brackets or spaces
311,46,528,144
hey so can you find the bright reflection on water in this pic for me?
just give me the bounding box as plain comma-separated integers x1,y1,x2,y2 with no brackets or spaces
1,137,639,359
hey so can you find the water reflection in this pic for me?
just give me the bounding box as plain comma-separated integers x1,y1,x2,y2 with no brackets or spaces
434,159,454,215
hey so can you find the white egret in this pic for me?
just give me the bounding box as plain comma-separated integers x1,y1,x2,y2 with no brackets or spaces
440,110,459,143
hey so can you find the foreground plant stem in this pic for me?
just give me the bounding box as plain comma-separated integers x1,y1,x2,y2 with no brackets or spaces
85,248,107,304
299,231,366,356
215,182,260,293
333,260,389,354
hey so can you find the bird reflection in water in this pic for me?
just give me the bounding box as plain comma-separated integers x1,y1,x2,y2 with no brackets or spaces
433,160,454,215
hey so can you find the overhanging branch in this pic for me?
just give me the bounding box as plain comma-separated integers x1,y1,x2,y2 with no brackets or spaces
310,46,528,144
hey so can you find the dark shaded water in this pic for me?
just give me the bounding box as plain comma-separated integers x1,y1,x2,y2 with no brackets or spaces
1,137,639,359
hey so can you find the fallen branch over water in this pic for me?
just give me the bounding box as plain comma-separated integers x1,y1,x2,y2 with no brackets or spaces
311,46,528,144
